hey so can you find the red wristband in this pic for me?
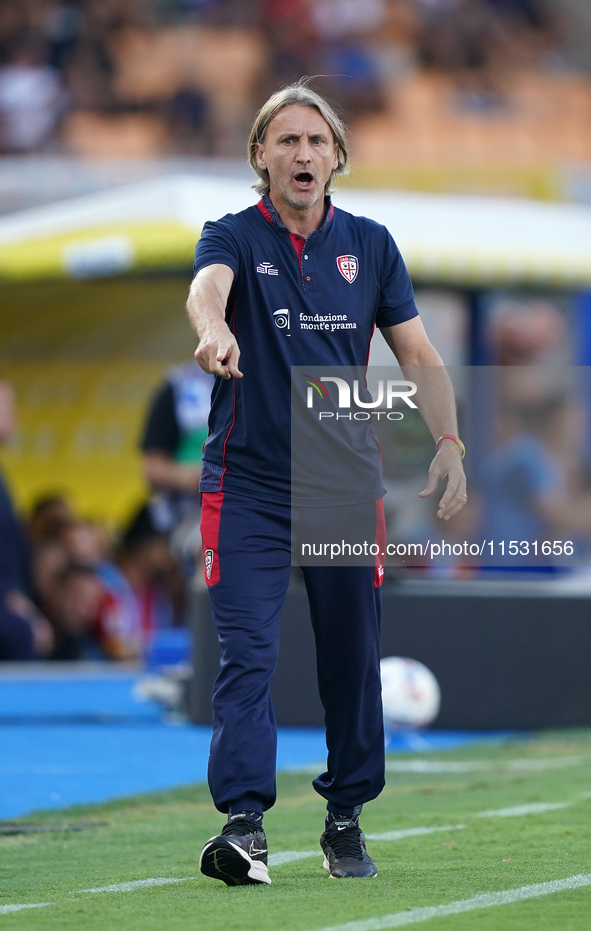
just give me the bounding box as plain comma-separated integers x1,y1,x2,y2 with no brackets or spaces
436,434,465,459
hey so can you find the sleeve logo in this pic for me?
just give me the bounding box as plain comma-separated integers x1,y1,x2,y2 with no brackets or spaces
337,255,358,283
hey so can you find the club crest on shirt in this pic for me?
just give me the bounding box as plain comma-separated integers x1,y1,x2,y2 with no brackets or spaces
204,549,214,580
337,255,358,283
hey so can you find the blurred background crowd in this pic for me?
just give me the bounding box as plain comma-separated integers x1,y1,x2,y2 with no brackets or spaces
0,366,208,663
0,0,587,168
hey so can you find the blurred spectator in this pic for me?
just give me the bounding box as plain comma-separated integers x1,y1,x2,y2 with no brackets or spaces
60,37,114,111
484,0,559,53
416,0,510,111
57,519,110,567
29,502,100,612
29,494,74,545
489,299,568,365
0,35,68,152
32,539,70,609
46,2,83,71
259,0,319,95
165,87,210,154
309,0,386,40
141,361,212,577
259,0,388,118
481,395,568,557
316,43,387,117
96,505,183,661
480,391,591,565
44,563,104,660
184,0,261,27
416,0,562,110
0,380,53,660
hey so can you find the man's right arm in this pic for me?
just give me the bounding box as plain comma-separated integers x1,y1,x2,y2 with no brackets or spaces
186,264,242,380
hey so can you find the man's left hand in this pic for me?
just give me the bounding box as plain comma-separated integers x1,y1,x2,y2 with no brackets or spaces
418,445,467,521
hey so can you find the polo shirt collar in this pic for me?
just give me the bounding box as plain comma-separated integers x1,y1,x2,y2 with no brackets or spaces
258,194,334,234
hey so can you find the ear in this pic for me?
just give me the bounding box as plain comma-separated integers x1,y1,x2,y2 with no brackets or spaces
255,142,267,171
332,144,338,171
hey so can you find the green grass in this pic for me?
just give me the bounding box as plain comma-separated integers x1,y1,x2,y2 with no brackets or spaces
2,731,591,930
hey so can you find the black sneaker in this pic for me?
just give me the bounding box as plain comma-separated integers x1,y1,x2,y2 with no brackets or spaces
199,814,271,886
320,819,377,879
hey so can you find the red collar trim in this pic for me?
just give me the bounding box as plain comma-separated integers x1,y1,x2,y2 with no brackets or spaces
257,199,273,225
256,195,334,233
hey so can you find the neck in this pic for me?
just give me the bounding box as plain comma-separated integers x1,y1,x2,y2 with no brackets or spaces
268,191,327,239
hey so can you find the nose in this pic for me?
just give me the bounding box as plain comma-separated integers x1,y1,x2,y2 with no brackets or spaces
295,138,312,164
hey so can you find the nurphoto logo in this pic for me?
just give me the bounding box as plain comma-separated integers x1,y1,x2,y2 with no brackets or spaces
304,376,417,421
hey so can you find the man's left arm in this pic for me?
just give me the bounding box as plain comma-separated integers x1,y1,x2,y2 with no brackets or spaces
380,316,467,521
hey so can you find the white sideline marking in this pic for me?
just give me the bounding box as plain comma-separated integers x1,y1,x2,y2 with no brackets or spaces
268,850,320,867
290,762,327,774
301,755,589,777
365,825,466,842
0,878,195,917
270,801,570,866
386,761,486,774
306,873,591,931
0,904,49,915
269,826,466,866
385,755,587,774
80,877,194,893
506,755,586,771
477,802,570,818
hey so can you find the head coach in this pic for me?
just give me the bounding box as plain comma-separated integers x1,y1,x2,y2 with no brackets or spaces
186,78,467,886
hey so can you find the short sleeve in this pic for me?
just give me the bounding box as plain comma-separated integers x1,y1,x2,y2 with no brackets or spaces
193,215,242,278
140,382,179,454
375,228,419,328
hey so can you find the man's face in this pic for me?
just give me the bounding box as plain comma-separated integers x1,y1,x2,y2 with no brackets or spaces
255,105,338,212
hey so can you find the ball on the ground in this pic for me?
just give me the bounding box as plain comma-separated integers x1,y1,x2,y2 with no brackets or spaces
380,656,441,729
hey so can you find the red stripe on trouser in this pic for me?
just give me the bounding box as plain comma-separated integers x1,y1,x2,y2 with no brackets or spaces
200,491,224,586
375,498,386,588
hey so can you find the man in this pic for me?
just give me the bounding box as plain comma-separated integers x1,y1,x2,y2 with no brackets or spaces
187,80,466,885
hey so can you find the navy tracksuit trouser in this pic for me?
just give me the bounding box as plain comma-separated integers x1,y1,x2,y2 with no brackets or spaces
201,490,385,814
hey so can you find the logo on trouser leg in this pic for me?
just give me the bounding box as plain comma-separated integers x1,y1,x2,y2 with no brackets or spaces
204,549,214,580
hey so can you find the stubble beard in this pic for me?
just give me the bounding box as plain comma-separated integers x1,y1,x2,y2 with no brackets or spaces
277,179,324,212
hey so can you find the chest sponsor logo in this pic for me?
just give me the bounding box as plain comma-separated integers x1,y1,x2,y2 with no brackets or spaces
337,255,358,283
273,308,290,330
257,261,279,275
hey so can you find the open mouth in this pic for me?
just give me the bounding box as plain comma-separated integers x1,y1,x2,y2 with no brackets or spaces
294,172,314,188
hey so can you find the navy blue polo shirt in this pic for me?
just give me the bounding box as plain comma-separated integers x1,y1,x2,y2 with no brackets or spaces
194,195,418,504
